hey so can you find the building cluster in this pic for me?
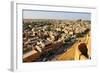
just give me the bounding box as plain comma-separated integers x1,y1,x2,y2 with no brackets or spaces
23,19,91,62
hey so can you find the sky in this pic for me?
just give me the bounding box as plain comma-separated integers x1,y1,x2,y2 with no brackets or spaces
23,10,91,20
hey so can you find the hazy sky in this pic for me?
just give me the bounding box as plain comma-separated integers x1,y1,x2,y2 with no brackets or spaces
23,10,91,20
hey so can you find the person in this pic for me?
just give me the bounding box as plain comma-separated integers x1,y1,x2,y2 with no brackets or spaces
78,43,89,60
